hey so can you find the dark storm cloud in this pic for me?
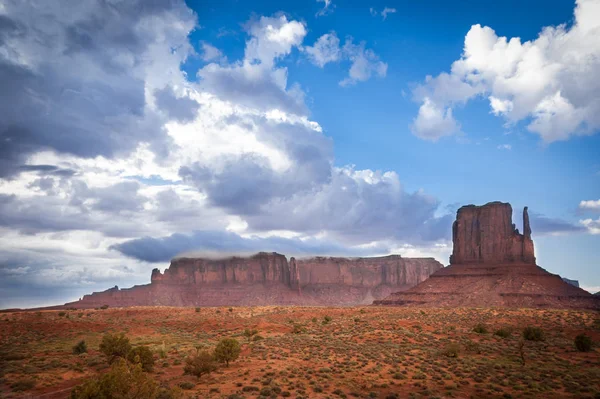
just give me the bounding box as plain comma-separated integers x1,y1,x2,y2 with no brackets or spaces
0,0,196,177
0,180,151,236
154,86,200,123
19,165,77,177
111,230,390,263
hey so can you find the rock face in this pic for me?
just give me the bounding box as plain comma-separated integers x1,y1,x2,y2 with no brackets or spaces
375,202,600,310
64,253,442,308
449,202,535,264
561,277,580,288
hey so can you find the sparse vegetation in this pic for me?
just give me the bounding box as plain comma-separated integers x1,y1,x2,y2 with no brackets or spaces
127,345,155,371
184,350,218,378
73,340,88,355
472,323,488,334
99,332,132,364
574,334,592,352
214,338,241,366
10,378,36,392
441,343,460,357
70,358,158,398
494,328,511,338
2,306,598,399
522,326,545,341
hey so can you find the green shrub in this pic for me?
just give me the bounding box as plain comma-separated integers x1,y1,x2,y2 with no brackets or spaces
292,324,307,334
242,386,259,392
243,328,258,341
99,333,132,364
184,350,217,378
214,338,241,366
73,340,88,355
574,334,593,352
494,328,511,338
70,358,157,398
58,311,66,317
100,305,109,310
195,307,201,313
127,346,155,372
322,315,332,325
441,343,460,358
252,335,263,341
11,378,36,392
178,381,195,390
522,326,544,341
473,323,488,334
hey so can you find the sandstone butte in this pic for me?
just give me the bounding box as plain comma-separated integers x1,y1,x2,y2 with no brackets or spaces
59,254,443,308
374,201,600,310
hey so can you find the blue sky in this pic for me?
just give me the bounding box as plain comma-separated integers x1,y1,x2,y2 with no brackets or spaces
0,0,599,308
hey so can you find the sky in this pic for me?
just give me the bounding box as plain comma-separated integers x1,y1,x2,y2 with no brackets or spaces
0,0,599,308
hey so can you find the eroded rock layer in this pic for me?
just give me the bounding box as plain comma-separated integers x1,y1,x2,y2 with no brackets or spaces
65,253,443,308
375,202,600,310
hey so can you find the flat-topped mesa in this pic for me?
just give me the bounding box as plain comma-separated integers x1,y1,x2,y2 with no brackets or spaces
150,252,292,286
449,202,536,265
64,253,443,308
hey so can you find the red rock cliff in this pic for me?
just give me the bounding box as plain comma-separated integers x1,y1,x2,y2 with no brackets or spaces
68,252,443,308
449,202,535,265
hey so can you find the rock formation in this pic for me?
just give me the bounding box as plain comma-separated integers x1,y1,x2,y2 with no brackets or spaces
63,253,442,308
561,277,580,288
375,202,600,310
449,202,535,264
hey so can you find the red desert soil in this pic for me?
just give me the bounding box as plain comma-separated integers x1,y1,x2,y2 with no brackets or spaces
1,306,599,399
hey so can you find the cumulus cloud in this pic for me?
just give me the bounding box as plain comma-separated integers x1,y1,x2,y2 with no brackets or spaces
497,144,512,150
340,38,388,86
410,0,600,142
580,217,600,234
0,0,196,177
304,32,341,67
410,98,461,141
197,15,308,115
304,32,387,86
200,41,223,62
579,199,600,212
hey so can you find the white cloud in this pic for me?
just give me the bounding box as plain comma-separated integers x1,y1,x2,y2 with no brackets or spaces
370,7,397,20
411,0,600,143
198,15,308,115
340,38,388,86
304,33,387,86
316,0,334,17
579,199,600,212
497,144,512,150
304,32,341,67
489,96,514,116
200,42,223,62
381,7,397,20
410,98,461,141
580,217,600,234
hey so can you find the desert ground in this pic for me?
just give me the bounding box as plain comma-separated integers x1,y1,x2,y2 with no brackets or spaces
0,306,599,399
